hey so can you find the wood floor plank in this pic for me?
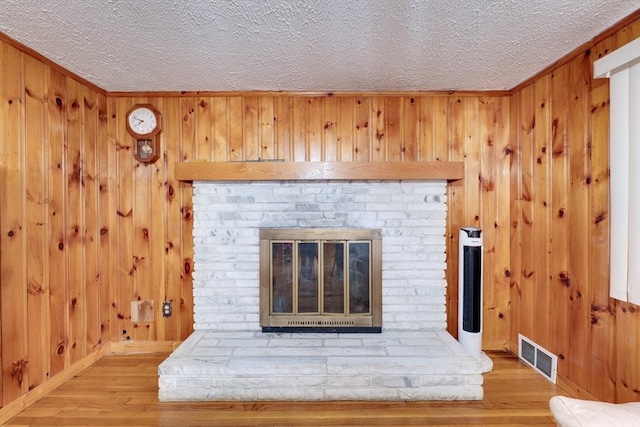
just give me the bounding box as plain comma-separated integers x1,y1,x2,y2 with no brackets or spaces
4,351,569,426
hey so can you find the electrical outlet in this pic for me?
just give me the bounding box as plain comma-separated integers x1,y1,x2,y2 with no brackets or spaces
162,301,172,318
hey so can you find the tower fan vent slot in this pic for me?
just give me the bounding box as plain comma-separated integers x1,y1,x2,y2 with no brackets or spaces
462,246,482,333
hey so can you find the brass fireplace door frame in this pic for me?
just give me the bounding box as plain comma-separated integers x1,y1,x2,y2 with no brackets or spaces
259,228,382,330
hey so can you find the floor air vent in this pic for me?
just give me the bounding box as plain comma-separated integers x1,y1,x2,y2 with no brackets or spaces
518,334,557,384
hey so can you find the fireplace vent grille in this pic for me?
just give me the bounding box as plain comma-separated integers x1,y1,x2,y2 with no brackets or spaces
287,320,356,326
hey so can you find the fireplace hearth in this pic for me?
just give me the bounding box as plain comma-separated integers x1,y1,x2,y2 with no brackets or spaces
159,179,486,401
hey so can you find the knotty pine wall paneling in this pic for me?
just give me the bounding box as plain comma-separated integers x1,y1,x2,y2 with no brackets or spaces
306,97,323,161
0,37,111,408
83,85,101,354
196,97,212,160
24,54,48,394
532,74,551,349
386,97,403,161
275,97,293,161
1,41,29,405
66,78,85,365
444,96,511,350
323,97,338,161
47,67,69,382
567,53,591,396
587,31,615,401
230,97,246,161
97,92,111,349
291,98,307,161
510,17,640,403
517,82,535,344
143,93,510,349
114,95,200,344
549,62,572,390
445,98,463,338
132,97,153,342
113,98,134,341
481,97,511,348
354,97,371,161
508,90,522,358
161,97,192,341
177,98,196,339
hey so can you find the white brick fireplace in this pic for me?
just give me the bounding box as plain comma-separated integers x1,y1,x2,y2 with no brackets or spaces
193,180,448,331
158,179,484,401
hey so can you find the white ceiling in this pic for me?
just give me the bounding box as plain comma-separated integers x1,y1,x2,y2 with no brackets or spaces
0,0,638,93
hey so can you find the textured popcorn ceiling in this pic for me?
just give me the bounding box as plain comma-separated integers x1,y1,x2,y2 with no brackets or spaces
0,0,638,92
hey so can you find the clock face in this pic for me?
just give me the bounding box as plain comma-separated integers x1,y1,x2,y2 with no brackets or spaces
128,106,158,136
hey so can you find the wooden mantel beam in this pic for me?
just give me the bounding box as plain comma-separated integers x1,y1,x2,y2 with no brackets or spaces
175,161,465,182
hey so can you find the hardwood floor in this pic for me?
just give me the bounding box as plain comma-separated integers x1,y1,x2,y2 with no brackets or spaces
4,351,568,426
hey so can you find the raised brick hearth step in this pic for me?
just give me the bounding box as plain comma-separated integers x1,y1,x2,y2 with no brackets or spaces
158,330,484,401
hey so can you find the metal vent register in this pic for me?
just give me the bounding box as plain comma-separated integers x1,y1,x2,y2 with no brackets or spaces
518,334,558,383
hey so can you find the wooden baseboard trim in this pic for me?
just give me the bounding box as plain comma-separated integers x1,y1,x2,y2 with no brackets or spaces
0,344,111,425
556,374,600,401
483,340,511,352
0,340,183,424
108,340,182,354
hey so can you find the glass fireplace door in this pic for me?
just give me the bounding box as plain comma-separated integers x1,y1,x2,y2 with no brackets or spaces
268,239,373,319
260,229,381,330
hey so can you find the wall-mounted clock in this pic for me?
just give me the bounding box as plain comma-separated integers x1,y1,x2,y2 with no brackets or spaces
126,104,162,163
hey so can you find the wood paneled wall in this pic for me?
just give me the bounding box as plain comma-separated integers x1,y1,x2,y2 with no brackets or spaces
510,19,640,402
1,11,639,411
0,40,110,405
105,93,511,348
